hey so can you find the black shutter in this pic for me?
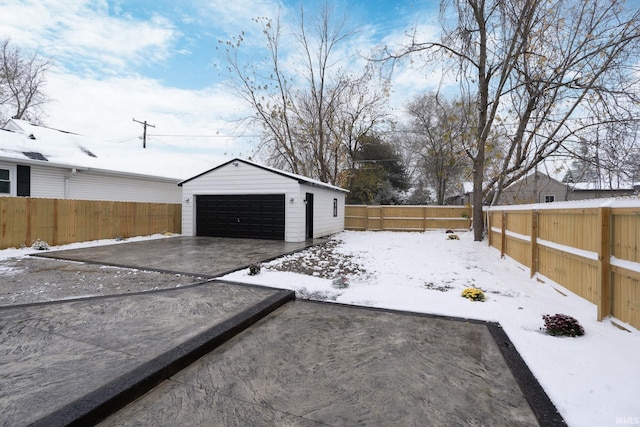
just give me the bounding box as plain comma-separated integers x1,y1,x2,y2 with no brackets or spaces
17,165,31,197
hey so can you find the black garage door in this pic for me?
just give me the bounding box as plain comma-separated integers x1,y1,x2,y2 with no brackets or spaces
196,194,285,240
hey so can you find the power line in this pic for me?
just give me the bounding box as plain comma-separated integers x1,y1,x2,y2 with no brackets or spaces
132,118,156,148
148,134,260,138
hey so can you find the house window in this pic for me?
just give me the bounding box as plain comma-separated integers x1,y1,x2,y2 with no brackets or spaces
0,169,10,194
333,198,338,217
544,195,555,203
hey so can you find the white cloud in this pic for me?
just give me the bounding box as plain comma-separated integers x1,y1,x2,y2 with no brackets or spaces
45,69,255,155
0,0,177,73
191,0,286,44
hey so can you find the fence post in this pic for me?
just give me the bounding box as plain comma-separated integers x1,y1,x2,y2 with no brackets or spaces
597,207,611,321
25,198,32,246
52,198,59,246
423,206,427,231
501,210,506,258
487,209,492,247
530,209,538,278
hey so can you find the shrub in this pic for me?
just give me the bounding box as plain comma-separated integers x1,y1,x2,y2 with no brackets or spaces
31,239,50,250
445,229,454,234
248,262,262,276
461,287,485,302
542,314,585,337
447,234,460,240
331,276,349,289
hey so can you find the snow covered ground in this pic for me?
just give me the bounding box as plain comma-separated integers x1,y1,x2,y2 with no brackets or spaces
224,230,640,427
2,230,638,426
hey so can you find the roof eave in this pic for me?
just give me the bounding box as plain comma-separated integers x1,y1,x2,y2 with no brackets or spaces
0,155,180,183
179,158,349,192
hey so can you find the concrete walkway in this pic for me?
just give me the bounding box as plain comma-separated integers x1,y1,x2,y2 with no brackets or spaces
1,237,565,426
99,301,559,426
34,236,324,277
0,282,293,426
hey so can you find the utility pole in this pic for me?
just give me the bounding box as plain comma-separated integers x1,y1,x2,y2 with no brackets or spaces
132,118,155,148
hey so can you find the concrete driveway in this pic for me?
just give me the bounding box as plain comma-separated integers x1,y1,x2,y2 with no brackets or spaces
0,237,565,426
35,236,324,277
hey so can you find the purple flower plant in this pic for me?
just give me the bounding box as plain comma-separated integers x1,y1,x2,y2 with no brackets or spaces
542,313,585,337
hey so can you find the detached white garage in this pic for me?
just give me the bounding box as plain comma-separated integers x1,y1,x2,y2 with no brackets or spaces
178,158,348,242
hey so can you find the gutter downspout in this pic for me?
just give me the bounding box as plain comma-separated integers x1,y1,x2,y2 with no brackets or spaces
64,168,77,199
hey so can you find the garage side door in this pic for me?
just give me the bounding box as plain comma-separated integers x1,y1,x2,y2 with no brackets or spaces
196,194,285,240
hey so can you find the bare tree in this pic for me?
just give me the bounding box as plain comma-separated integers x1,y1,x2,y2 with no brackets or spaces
0,39,51,125
405,93,473,205
216,3,389,185
380,0,640,240
565,121,640,189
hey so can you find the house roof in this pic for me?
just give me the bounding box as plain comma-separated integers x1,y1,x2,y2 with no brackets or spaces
501,168,636,193
178,158,349,193
570,181,634,191
0,119,218,180
502,170,565,191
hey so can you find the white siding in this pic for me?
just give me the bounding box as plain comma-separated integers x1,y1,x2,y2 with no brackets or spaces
67,171,181,203
181,161,300,239
285,192,303,242
1,160,181,202
30,165,66,198
300,184,345,238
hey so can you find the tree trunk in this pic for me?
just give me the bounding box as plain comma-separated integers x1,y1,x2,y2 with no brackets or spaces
472,152,485,240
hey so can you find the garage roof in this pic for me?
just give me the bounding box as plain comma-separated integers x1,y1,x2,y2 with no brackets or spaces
178,158,349,193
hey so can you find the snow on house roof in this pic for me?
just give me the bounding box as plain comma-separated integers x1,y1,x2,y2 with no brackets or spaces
178,158,349,193
0,119,219,180
502,164,634,193
570,180,634,191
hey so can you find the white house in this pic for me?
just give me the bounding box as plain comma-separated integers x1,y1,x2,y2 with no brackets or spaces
178,158,348,242
0,119,200,203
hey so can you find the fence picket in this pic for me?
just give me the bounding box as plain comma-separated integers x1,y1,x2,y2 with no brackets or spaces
0,197,181,250
345,205,472,232
488,205,640,329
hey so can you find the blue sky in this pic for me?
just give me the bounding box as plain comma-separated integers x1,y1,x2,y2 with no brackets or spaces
0,0,441,163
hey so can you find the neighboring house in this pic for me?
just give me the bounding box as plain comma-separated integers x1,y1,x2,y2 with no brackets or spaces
445,182,473,206
499,171,568,205
179,158,348,242
0,119,189,203
498,171,636,205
